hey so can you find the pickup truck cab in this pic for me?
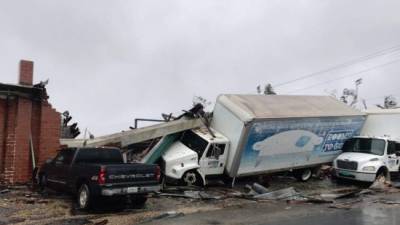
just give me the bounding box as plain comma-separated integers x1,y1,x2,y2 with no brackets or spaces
333,136,400,182
38,147,160,209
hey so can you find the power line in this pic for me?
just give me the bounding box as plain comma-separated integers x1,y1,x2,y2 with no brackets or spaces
287,57,400,94
365,93,400,102
275,44,400,88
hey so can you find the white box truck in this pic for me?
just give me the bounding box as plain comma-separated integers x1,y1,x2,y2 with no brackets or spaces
333,108,400,182
145,95,366,186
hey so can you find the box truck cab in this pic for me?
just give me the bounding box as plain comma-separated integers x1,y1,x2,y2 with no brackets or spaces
162,128,229,186
333,136,400,182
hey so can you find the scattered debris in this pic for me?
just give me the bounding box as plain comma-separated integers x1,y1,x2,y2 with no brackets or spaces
44,218,92,225
320,189,361,200
245,184,259,196
252,183,269,194
0,189,9,194
140,211,185,224
369,176,391,191
375,199,400,205
160,191,224,200
93,219,109,225
253,187,299,200
315,165,333,179
329,199,363,210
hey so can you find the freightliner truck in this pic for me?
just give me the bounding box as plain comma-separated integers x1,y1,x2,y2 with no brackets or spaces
334,108,400,183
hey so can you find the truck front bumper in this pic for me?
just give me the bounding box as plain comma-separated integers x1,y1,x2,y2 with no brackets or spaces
334,168,376,182
101,185,160,196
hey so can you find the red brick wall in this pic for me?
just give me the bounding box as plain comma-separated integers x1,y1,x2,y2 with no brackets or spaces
3,100,18,184
0,60,61,184
38,103,61,166
0,99,6,176
13,98,33,183
31,102,42,169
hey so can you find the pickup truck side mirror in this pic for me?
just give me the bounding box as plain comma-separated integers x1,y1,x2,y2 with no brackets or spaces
396,151,400,157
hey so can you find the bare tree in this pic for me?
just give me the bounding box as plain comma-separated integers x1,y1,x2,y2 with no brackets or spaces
340,78,362,107
377,95,399,109
257,83,277,95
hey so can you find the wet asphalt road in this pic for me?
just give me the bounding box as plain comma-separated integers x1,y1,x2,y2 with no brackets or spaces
141,194,400,225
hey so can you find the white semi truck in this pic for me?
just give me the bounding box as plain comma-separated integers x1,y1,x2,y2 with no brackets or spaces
144,95,366,186
333,108,400,182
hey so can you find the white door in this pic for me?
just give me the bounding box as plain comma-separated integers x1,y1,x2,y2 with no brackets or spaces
200,143,227,175
386,141,400,172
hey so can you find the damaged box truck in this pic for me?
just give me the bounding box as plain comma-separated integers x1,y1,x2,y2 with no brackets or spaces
144,95,366,186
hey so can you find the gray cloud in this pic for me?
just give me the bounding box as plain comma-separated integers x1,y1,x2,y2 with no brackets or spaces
1,0,400,135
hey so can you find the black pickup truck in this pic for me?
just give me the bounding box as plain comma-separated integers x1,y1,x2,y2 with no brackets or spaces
38,147,160,209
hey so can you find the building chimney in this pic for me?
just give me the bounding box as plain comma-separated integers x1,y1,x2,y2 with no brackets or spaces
19,60,34,85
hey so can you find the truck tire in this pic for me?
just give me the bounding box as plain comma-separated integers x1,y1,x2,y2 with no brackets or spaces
293,168,313,182
32,167,39,187
130,195,148,208
375,168,390,182
77,184,92,210
39,174,47,191
182,170,203,186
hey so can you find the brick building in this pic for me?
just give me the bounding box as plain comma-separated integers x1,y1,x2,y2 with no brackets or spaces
0,60,61,184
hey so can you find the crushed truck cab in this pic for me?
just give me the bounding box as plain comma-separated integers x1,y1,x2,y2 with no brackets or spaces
161,128,229,186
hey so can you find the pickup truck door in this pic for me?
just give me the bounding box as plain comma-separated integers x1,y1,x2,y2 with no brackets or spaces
200,143,227,175
386,141,399,172
47,149,76,189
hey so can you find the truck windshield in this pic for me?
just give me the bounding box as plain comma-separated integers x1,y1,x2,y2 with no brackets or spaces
75,148,124,164
180,130,209,156
342,138,386,156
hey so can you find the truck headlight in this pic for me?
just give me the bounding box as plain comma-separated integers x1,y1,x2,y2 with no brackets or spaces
362,166,376,172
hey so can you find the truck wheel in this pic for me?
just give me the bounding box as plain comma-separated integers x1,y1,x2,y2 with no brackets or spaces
293,168,313,182
130,195,148,208
77,184,92,210
182,170,203,186
39,174,47,191
375,169,390,182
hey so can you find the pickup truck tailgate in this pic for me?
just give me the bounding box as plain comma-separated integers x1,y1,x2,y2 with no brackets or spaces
104,163,159,185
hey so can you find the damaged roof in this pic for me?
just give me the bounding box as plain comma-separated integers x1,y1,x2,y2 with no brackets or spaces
217,94,365,122
0,82,47,101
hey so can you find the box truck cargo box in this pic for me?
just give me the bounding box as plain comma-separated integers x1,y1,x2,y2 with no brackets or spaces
361,108,400,138
211,95,366,178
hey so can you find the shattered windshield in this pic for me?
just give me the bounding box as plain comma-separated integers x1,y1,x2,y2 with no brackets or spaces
342,138,386,156
180,130,209,156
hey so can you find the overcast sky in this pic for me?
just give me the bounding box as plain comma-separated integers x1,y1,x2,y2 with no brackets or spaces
1,1,400,136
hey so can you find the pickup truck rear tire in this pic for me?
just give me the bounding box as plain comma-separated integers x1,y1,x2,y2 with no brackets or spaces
38,174,47,191
77,184,92,210
130,195,148,208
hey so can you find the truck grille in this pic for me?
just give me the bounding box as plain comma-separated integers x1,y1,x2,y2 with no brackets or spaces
337,160,358,170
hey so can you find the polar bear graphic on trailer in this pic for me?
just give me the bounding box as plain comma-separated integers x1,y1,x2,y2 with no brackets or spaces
253,130,323,167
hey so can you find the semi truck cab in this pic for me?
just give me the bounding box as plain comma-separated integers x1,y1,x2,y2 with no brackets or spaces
162,128,229,186
333,136,400,182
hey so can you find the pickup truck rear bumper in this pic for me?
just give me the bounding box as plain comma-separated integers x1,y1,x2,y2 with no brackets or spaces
101,185,160,196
